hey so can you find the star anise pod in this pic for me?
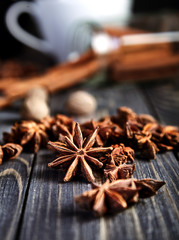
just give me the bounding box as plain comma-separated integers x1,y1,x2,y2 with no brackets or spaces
0,143,22,165
126,122,159,159
48,122,113,182
75,178,165,216
140,123,179,155
142,123,163,143
81,120,104,146
81,117,123,147
111,144,135,165
40,115,55,130
113,107,157,130
104,163,136,182
142,124,179,151
51,114,75,140
3,120,48,153
162,126,179,149
137,114,157,125
111,107,137,129
40,115,56,139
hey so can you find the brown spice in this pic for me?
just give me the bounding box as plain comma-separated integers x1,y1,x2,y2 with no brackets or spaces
65,90,97,115
75,178,165,216
0,143,22,165
51,114,75,140
111,144,135,165
104,163,136,182
81,117,123,147
3,121,48,153
40,116,55,131
112,107,179,159
48,122,112,182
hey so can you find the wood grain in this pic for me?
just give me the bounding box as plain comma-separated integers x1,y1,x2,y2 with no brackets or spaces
0,108,35,240
0,153,34,240
139,80,179,126
17,84,179,240
140,80,179,160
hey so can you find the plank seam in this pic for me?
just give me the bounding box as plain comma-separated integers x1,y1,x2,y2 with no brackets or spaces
14,154,37,240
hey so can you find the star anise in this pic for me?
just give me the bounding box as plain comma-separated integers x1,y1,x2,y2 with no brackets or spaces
142,123,163,142
81,117,123,146
137,114,157,125
48,122,113,182
51,114,75,140
111,107,137,129
104,163,136,182
111,144,135,165
75,178,165,216
40,115,55,130
113,107,179,158
162,126,179,149
125,121,159,159
0,143,22,165
3,120,48,153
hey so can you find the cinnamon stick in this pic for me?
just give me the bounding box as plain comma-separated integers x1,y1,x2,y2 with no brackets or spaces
0,27,179,109
110,50,179,82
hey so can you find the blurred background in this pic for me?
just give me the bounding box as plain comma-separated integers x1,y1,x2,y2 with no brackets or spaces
0,0,179,113
1,0,179,62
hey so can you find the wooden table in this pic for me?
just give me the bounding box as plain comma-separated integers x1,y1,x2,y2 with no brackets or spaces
0,78,179,240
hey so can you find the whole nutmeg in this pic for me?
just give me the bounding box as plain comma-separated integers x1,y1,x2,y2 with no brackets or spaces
65,90,97,115
26,87,49,102
21,97,50,121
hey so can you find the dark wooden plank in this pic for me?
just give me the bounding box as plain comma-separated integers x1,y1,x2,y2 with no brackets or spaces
140,79,179,160
0,107,35,240
139,80,179,126
18,83,179,240
0,153,34,240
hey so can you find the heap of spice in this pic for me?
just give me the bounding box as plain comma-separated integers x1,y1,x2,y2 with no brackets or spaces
111,107,179,159
2,106,177,216
4,107,178,158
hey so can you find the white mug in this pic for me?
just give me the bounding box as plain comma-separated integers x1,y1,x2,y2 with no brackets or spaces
5,0,132,62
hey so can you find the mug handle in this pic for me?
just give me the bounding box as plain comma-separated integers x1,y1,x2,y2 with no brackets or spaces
5,1,52,54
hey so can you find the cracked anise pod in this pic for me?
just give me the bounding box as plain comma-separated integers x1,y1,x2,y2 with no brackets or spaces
75,178,165,216
0,143,22,165
162,126,179,149
143,124,179,152
51,114,75,140
3,121,48,153
40,115,55,130
137,114,157,125
126,122,159,159
81,117,123,147
142,123,163,143
104,163,136,182
111,107,137,128
111,144,135,165
48,122,113,182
